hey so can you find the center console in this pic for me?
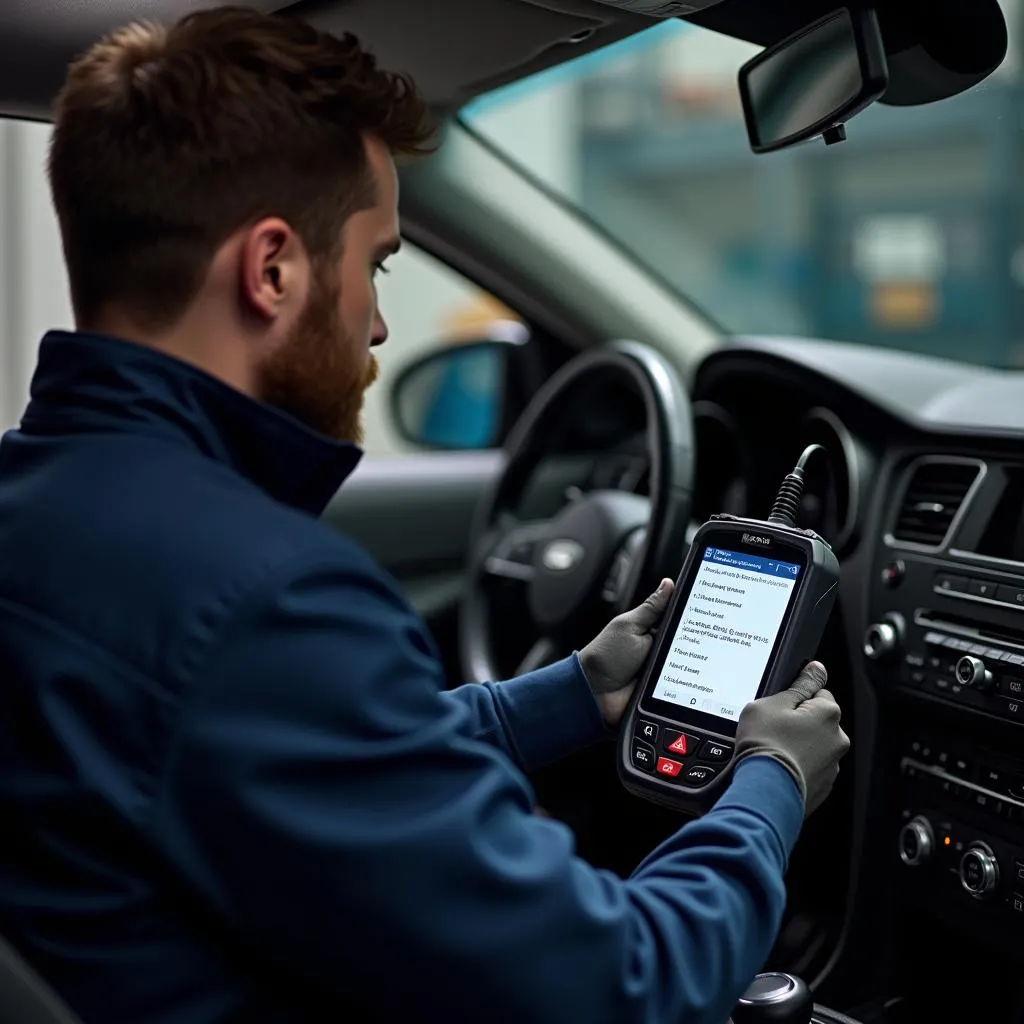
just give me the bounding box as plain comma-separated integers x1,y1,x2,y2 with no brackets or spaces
865,455,1024,954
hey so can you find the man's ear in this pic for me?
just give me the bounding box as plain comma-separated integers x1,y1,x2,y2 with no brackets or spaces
238,217,308,323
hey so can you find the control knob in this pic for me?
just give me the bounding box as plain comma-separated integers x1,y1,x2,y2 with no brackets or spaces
731,972,812,1024
955,655,994,692
960,842,999,899
898,815,934,867
863,612,905,661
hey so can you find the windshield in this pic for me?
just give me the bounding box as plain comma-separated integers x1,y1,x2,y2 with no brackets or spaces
462,8,1024,369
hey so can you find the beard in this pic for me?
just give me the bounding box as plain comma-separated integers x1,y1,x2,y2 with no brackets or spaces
257,270,379,444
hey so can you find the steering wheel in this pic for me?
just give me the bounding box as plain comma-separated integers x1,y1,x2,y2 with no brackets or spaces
460,340,695,684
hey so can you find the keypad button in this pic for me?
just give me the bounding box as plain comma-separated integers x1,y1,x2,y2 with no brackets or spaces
656,756,684,779
630,741,656,774
969,579,997,600
635,720,659,745
663,731,699,758
683,764,717,785
699,740,733,762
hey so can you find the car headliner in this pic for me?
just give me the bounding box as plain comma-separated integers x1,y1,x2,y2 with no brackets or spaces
0,0,1008,123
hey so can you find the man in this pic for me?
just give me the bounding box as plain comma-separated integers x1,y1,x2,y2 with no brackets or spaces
0,7,849,1024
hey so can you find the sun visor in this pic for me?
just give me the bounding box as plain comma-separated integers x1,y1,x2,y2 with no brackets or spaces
685,0,1008,107
876,0,1008,106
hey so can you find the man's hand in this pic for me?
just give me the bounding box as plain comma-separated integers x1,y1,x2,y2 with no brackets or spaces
578,579,675,727
733,662,850,816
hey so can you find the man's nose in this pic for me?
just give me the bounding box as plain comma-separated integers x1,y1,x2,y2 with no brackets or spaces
371,312,388,347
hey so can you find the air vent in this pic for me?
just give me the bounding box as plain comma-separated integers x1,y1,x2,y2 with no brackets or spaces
892,460,982,548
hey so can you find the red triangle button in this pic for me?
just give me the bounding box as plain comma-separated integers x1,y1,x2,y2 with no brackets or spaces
667,733,689,755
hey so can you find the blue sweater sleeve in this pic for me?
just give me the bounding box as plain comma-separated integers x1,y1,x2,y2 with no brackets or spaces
151,554,803,1024
441,655,609,772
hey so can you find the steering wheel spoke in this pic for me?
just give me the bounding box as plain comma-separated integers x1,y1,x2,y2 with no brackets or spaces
601,526,647,606
481,521,549,582
515,636,560,676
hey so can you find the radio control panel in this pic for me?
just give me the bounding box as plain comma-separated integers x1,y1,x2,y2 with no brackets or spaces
898,734,1024,928
866,550,1024,723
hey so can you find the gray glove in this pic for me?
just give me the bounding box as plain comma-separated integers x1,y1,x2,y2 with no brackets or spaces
579,578,674,727
733,662,850,816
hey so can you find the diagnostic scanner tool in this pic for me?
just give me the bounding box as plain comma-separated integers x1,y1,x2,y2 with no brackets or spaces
618,445,840,814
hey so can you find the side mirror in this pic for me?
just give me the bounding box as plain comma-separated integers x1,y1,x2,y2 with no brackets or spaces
739,7,889,155
390,338,512,451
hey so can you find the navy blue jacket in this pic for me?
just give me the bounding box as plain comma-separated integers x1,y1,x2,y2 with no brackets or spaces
0,332,804,1024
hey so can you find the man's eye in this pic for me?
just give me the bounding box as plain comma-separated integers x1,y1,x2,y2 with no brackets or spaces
372,261,391,278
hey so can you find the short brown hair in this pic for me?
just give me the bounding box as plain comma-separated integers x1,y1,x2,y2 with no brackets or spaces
48,6,433,330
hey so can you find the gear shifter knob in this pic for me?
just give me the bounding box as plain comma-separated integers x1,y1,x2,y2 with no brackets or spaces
731,972,813,1024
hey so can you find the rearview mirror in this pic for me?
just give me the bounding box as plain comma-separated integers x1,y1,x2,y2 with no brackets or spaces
390,341,509,450
739,8,889,155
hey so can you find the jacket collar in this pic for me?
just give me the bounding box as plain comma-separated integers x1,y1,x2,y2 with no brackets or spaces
21,331,363,516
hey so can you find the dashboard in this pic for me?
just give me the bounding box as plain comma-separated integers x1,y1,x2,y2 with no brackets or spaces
687,336,1024,1018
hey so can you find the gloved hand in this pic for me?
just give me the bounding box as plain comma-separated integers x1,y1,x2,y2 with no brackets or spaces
733,661,850,816
578,578,674,727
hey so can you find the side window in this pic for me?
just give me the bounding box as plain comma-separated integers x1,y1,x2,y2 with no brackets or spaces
365,243,525,457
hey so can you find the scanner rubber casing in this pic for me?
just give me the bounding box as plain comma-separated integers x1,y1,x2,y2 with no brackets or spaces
617,514,839,815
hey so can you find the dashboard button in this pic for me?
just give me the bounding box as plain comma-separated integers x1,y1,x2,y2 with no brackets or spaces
631,741,656,773
935,573,969,594
939,778,961,799
1004,698,1024,720
663,731,698,757
683,764,717,785
1003,678,1024,697
899,816,933,866
700,740,733,762
882,561,906,588
997,585,1024,609
1007,653,1024,668
635,720,659,745
969,579,998,600
960,843,1000,899
656,756,684,779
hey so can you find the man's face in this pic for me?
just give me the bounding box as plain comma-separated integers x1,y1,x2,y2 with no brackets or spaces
257,135,399,444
